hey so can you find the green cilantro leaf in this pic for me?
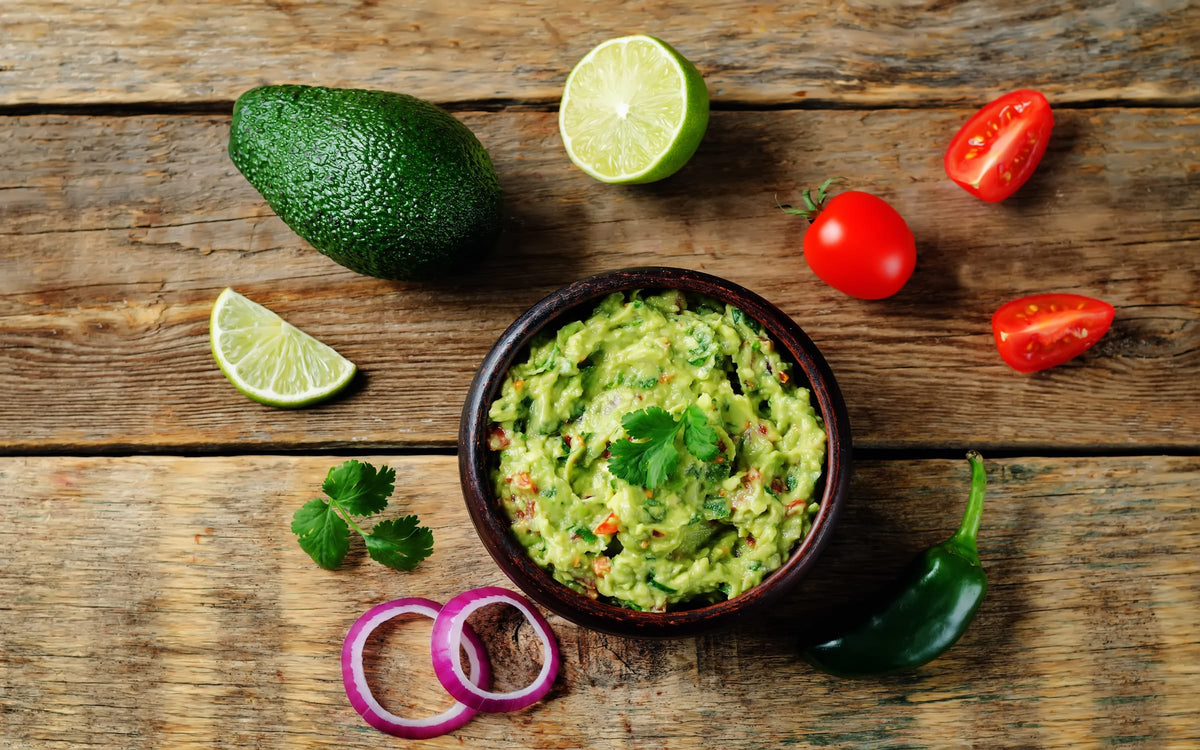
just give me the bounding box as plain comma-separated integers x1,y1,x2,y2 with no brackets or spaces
364,516,435,571
607,438,651,487
291,498,350,570
610,430,680,488
621,406,680,441
292,460,432,571
572,525,598,544
323,460,395,516
608,406,721,489
682,405,720,461
647,573,679,594
609,407,679,488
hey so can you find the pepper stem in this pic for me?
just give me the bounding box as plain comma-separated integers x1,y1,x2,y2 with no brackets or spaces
948,450,987,559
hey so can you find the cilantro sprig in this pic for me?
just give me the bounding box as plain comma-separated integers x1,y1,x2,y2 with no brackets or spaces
291,460,433,571
608,405,720,489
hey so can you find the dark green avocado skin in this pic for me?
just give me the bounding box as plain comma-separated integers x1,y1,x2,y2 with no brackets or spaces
229,85,503,281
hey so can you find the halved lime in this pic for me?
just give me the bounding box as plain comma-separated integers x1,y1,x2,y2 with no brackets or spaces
210,287,356,408
559,35,709,184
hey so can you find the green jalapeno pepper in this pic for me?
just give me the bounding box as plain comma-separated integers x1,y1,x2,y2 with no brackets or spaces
800,451,988,677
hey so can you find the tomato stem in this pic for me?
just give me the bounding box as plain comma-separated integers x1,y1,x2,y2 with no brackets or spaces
801,190,819,213
777,176,845,222
776,196,811,219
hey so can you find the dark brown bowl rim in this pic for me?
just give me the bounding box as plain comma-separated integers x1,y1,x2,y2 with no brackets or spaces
459,267,852,637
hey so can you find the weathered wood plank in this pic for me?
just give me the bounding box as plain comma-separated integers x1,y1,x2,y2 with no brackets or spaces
1,1,1197,108
0,455,1196,748
2,108,1196,451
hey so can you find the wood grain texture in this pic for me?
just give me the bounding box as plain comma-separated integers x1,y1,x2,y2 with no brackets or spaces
0,454,1196,748
4,2,1196,748
1,108,1197,451
1,1,1198,108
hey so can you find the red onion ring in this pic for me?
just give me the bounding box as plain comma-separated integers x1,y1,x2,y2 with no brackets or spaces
430,586,560,713
341,597,491,739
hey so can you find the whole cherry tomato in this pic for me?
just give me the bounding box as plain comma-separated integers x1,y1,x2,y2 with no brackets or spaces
782,179,916,299
991,293,1114,373
945,89,1054,202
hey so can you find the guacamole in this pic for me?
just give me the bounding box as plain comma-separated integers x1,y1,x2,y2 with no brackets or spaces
487,290,826,612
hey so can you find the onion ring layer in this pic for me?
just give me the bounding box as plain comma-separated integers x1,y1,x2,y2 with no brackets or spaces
341,597,491,739
430,586,560,713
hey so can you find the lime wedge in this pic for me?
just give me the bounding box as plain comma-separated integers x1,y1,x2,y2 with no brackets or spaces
210,288,356,408
559,35,709,184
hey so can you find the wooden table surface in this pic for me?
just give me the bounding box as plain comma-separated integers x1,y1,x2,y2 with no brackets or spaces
2,2,1198,748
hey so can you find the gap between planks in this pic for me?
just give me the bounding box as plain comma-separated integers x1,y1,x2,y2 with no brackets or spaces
3,96,1200,119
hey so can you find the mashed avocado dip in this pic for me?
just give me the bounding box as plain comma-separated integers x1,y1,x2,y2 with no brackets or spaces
487,290,826,612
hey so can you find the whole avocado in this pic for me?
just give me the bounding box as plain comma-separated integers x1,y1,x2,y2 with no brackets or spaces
228,85,503,281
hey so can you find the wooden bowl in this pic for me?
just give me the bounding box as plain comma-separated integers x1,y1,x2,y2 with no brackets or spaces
459,267,852,637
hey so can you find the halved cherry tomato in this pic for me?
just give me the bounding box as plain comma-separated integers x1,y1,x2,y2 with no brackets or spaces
782,179,916,299
992,293,1114,373
945,89,1054,202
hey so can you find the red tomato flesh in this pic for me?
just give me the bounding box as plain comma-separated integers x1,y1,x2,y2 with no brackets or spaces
804,190,916,300
945,89,1054,202
991,293,1114,372
594,512,619,535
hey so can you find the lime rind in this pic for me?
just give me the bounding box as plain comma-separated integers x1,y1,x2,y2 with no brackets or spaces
559,35,709,184
210,288,357,408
